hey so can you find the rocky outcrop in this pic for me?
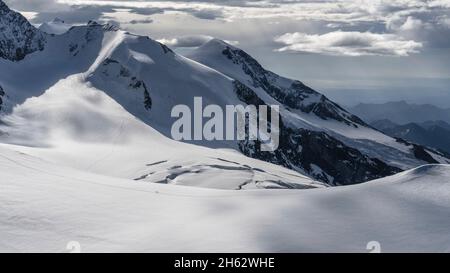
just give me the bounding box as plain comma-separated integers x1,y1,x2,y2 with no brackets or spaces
0,85,4,111
233,80,401,185
395,138,440,164
98,58,152,111
0,0,46,61
68,22,118,57
160,43,173,54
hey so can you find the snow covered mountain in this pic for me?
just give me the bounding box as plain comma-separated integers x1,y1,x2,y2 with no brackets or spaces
1,1,450,252
187,39,450,184
0,0,448,187
39,18,72,35
0,0,45,61
189,39,367,127
0,1,324,190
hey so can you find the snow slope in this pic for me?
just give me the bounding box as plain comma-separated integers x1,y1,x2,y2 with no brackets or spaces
187,39,450,170
1,0,448,185
1,1,450,252
0,73,322,190
0,19,326,190
0,22,242,143
39,18,72,35
1,19,446,185
1,145,449,252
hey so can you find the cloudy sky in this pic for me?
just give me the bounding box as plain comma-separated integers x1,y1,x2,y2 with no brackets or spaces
5,0,450,107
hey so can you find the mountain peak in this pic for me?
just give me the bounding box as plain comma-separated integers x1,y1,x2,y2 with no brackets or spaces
39,17,72,35
202,38,235,49
87,20,120,32
193,38,237,56
0,0,46,61
189,37,367,127
53,17,65,23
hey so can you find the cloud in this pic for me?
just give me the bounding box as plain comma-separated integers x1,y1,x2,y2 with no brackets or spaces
275,31,423,56
158,35,238,47
4,0,165,24
31,5,116,24
4,0,65,12
129,7,165,16
6,0,450,49
128,19,154,25
439,15,450,27
158,35,214,47
188,9,224,20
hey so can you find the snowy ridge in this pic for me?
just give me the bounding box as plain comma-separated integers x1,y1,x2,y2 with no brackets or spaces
0,73,323,190
187,39,450,183
0,0,448,187
39,18,72,35
188,39,367,127
1,1,450,252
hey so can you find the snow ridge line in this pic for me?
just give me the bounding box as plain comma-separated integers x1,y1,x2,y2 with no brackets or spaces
84,31,126,77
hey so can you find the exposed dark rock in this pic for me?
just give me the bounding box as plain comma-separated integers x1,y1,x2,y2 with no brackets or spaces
394,137,441,164
239,123,402,185
86,21,119,32
0,0,46,61
120,66,131,77
160,43,173,54
412,145,439,164
69,43,78,54
233,81,265,106
103,58,119,65
100,58,152,111
233,80,402,185
223,46,367,127
65,22,118,57
0,85,4,111
143,84,152,110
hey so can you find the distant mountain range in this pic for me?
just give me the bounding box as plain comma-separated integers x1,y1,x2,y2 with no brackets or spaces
352,101,450,155
349,101,450,124
371,119,450,155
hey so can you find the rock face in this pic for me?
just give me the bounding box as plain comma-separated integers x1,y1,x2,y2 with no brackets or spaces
38,17,72,35
0,0,46,61
395,138,441,164
221,42,367,127
233,81,401,185
95,58,152,111
240,124,402,185
188,39,450,185
68,21,119,57
1,0,448,186
0,85,4,111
